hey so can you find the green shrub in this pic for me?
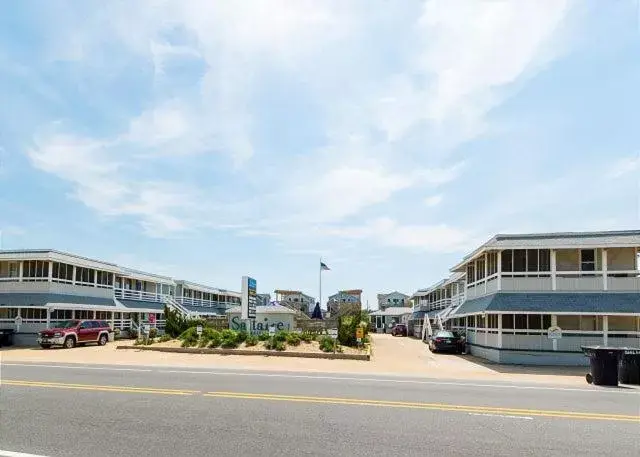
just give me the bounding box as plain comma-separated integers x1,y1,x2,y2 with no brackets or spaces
337,311,368,347
220,336,239,349
220,329,238,342
274,340,286,351
318,335,335,353
179,327,199,347
285,333,301,346
236,330,249,343
245,334,259,346
300,331,315,343
264,335,287,351
148,328,158,339
258,332,270,341
159,334,172,343
134,338,144,346
273,331,289,343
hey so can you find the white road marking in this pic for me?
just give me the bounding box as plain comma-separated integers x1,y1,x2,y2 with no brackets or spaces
468,413,534,420
0,450,51,457
3,362,638,395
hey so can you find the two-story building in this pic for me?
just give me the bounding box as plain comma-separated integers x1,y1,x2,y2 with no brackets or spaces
0,249,241,345
410,273,465,338
446,231,640,365
274,290,315,314
327,289,362,316
377,291,410,311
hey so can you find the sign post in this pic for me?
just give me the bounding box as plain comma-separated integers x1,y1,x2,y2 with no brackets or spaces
14,315,22,333
241,276,257,334
328,328,338,354
547,326,562,351
196,325,203,336
356,327,364,346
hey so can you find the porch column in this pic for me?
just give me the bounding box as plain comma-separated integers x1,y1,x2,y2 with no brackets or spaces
109,311,115,330
94,269,98,287
551,250,557,291
18,261,23,282
497,314,503,348
602,249,608,291
497,251,502,291
484,253,488,294
603,315,609,346
46,309,51,329
551,314,558,351
48,261,53,282
72,266,76,285
92,310,96,319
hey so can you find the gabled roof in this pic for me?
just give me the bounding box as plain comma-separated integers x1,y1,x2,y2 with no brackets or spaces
377,291,409,299
451,292,640,316
369,307,413,317
452,230,640,271
411,272,466,298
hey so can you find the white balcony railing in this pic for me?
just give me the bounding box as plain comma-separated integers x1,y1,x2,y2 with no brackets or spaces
177,297,240,308
114,288,165,302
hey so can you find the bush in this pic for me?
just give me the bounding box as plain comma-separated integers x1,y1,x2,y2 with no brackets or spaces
264,335,287,351
164,306,209,338
134,338,144,346
220,337,239,349
273,331,289,343
245,334,259,346
148,328,158,339
207,332,222,348
159,334,172,343
300,331,315,343
178,327,199,347
236,330,249,343
285,333,301,346
337,311,369,347
318,335,335,353
258,332,270,341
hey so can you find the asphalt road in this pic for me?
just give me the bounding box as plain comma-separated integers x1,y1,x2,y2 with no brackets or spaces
0,362,638,457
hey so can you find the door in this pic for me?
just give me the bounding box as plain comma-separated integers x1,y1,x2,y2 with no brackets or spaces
77,321,97,342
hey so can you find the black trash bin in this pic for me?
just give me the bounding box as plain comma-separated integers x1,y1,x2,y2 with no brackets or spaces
582,346,625,386
0,329,15,348
618,349,640,385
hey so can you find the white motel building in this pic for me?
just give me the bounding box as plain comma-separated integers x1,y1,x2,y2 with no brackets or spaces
412,231,640,365
0,249,241,345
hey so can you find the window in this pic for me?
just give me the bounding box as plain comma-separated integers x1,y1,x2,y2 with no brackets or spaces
476,258,486,280
581,249,596,272
52,262,74,282
487,252,498,276
0,308,19,319
580,315,602,331
557,315,580,330
543,315,551,329
487,314,499,329
76,267,95,284
22,260,49,280
528,314,542,330
52,309,72,320
23,308,47,320
502,314,514,329
527,250,539,272
96,311,110,320
75,310,92,320
467,263,476,283
501,250,513,273
97,271,113,287
469,315,476,327
539,250,551,272
608,316,638,332
514,314,527,329
513,250,527,272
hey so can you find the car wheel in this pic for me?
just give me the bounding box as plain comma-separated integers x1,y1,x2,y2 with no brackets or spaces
98,333,108,346
40,344,52,349
586,373,593,384
64,336,76,349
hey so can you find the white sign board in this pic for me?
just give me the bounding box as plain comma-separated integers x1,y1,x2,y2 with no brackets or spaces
196,325,203,336
143,324,150,334
241,276,257,320
14,316,23,326
268,325,276,336
547,326,562,340
328,329,338,338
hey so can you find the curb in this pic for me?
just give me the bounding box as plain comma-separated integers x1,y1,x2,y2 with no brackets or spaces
116,345,370,361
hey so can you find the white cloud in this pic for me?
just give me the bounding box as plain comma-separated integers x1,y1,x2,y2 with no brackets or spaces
606,154,640,179
424,195,443,207
326,217,474,253
22,0,580,253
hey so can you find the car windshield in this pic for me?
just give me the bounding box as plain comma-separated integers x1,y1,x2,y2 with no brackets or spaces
436,331,455,338
58,320,80,329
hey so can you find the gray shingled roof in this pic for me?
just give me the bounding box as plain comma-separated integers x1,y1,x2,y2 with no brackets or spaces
452,293,640,316
118,299,166,311
452,231,640,271
0,293,115,307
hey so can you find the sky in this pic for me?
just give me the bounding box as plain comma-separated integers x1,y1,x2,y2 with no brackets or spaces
0,0,639,310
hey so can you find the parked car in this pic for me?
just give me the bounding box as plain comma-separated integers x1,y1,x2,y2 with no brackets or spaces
428,330,464,353
391,323,408,337
37,320,113,349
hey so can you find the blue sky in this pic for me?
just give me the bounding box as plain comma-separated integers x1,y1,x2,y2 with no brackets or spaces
0,1,638,309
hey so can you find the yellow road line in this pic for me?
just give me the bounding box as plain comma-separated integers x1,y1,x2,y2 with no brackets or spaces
1,379,197,396
204,391,640,423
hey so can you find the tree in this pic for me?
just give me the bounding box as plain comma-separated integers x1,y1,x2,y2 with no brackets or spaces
311,302,323,320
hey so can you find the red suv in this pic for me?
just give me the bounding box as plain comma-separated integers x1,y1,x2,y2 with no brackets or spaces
37,320,113,349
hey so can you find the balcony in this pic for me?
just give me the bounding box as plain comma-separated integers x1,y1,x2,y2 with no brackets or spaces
176,297,237,309
114,288,166,302
466,270,640,298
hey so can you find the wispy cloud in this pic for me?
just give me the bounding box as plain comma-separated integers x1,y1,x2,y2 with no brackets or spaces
606,153,640,179
424,195,443,207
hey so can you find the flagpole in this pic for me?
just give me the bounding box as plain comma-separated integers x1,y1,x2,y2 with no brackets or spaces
319,257,322,312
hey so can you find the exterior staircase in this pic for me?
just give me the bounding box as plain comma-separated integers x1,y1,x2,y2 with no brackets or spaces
163,295,193,319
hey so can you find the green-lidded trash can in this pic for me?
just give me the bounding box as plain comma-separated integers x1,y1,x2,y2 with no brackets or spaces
581,346,625,386
618,349,640,385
